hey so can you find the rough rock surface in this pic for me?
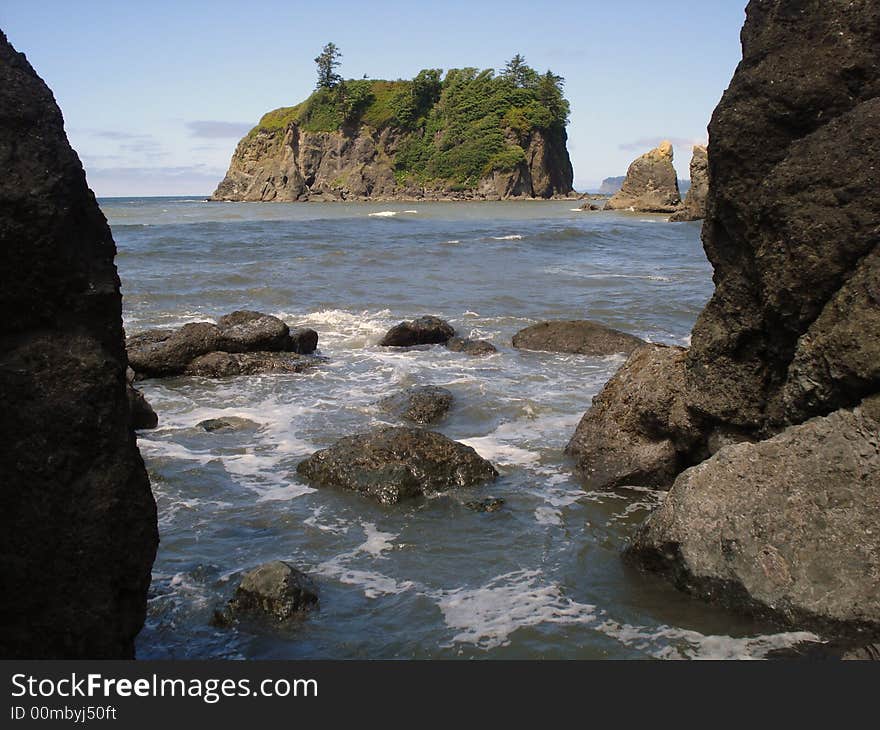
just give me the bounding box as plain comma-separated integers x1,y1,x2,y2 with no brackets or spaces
127,312,319,378
198,417,260,433
378,316,455,347
446,337,498,356
670,145,708,222
214,561,318,626
0,32,158,658
379,386,454,424
127,385,158,430
566,345,701,490
213,124,573,202
512,320,645,357
605,141,681,213
625,399,880,634
297,427,497,504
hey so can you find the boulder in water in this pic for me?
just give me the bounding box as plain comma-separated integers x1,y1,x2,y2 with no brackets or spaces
213,561,318,626
378,385,454,424
512,320,644,356
605,141,681,213
378,316,455,347
446,337,498,356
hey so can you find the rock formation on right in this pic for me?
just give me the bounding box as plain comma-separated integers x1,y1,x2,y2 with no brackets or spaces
604,140,681,213
569,0,880,637
669,145,708,222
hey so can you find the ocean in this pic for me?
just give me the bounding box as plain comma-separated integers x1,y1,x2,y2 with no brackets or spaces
105,196,817,659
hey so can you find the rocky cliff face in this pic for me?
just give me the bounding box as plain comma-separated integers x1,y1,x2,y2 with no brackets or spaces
0,31,158,658
213,124,573,202
669,145,708,222
605,141,681,212
570,0,880,637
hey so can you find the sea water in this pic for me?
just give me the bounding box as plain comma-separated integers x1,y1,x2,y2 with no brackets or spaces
105,197,817,659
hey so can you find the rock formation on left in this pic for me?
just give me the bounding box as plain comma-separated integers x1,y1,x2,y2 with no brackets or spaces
0,30,158,658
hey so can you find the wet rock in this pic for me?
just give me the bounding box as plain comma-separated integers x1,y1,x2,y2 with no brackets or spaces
669,145,708,222
184,351,320,377
566,345,700,490
0,31,157,658
378,316,455,347
512,320,645,357
198,417,259,433
605,141,681,213
216,310,292,352
289,327,319,355
378,386,454,424
296,426,498,504
127,323,223,377
127,385,158,430
465,498,505,513
625,399,880,633
446,337,498,356
213,561,318,626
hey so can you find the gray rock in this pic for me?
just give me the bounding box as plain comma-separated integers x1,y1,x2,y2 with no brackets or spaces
669,145,708,222
127,385,158,430
379,316,455,347
512,320,644,357
198,417,259,433
625,400,880,633
605,141,681,213
0,31,157,658
127,323,224,377
378,386,454,424
289,327,319,355
297,427,497,504
216,310,292,352
184,351,320,377
214,561,318,626
446,337,498,356
566,345,700,490
465,498,505,513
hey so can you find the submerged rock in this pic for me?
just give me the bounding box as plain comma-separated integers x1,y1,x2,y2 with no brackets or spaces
566,345,700,490
669,145,708,222
625,399,880,633
296,427,497,504
378,316,455,347
213,561,318,626
378,386,454,425
198,417,260,433
0,31,157,658
126,312,320,378
465,498,505,513
446,337,498,356
605,141,681,213
512,320,644,357
127,385,158,430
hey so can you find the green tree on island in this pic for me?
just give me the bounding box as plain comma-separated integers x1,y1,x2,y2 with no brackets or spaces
502,53,538,89
314,42,342,89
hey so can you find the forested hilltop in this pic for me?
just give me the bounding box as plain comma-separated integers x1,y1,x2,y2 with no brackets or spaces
212,50,575,201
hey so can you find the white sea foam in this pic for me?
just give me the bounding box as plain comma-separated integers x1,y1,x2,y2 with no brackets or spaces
491,234,523,240
368,210,397,217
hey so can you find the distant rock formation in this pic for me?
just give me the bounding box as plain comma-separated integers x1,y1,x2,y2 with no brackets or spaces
569,1,880,637
0,31,158,658
599,176,625,195
670,145,708,222
605,141,682,212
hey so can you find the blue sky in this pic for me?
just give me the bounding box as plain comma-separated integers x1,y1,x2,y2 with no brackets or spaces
1,0,746,196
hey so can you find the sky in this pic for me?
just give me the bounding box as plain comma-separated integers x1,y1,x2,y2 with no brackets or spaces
1,0,747,196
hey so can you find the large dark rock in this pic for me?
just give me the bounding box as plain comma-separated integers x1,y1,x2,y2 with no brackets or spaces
127,312,319,378
378,316,455,347
297,427,498,504
378,386,454,424
127,385,158,430
625,398,880,634
605,141,682,213
213,561,318,626
0,32,158,658
669,145,708,222
512,320,644,357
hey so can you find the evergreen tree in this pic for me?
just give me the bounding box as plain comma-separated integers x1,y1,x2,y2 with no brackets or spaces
314,42,342,89
502,53,538,88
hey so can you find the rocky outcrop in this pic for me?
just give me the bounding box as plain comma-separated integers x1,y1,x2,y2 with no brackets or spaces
297,427,498,504
378,386,454,425
512,320,645,357
127,311,319,378
605,141,681,213
599,176,625,195
670,145,708,222
446,337,498,356
0,31,158,658
378,316,455,347
571,1,880,635
213,561,318,626
625,398,880,634
213,124,573,202
127,385,158,430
